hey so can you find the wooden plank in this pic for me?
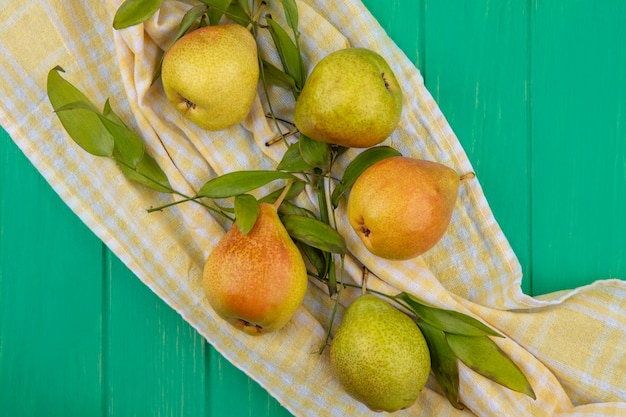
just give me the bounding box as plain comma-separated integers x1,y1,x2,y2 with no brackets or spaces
531,0,626,294
361,0,424,68
6,2,624,416
0,132,211,416
207,352,293,416
104,253,208,416
0,129,103,415
423,0,532,294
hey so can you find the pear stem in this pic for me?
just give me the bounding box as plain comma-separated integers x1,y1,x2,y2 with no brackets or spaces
361,266,369,295
272,180,293,209
265,113,296,127
247,1,267,31
460,171,476,181
265,127,299,146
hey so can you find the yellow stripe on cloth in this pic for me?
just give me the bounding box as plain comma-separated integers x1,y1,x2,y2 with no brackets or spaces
0,0,624,416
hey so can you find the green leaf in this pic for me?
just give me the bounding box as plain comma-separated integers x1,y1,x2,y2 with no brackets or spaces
47,67,171,194
102,98,127,126
258,180,306,205
276,0,305,88
281,214,346,254
176,5,209,39
198,170,296,199
261,59,298,91
418,322,462,409
234,194,260,234
446,334,536,399
47,67,114,157
299,134,330,169
201,0,232,25
225,2,252,26
278,200,316,218
53,99,100,114
55,98,145,168
236,0,250,14
100,99,145,167
398,292,502,337
113,0,163,29
265,15,304,90
278,0,300,39
117,153,172,193
152,5,208,84
101,116,144,168
276,143,312,171
331,146,402,207
297,241,327,278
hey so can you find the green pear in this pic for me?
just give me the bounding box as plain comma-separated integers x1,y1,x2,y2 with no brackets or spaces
161,24,259,130
330,294,431,412
347,156,460,260
203,203,308,335
294,47,402,148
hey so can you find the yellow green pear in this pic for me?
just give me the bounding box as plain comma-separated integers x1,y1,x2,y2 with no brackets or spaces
203,202,308,335
330,294,431,412
294,47,402,148
161,24,259,130
347,156,460,260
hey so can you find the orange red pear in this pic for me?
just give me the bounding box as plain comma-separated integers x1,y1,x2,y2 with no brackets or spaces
347,156,460,260
203,202,308,335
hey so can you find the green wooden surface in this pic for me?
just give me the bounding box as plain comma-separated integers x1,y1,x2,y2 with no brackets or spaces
1,1,625,416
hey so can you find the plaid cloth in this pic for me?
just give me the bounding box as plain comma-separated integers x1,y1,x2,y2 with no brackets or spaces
1,1,624,415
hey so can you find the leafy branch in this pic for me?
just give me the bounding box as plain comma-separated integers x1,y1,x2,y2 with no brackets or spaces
47,0,536,409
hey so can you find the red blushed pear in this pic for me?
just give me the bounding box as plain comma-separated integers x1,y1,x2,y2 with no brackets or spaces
347,156,461,260
202,199,308,335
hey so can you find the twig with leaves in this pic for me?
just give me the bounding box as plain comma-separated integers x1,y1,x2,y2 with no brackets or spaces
47,0,536,409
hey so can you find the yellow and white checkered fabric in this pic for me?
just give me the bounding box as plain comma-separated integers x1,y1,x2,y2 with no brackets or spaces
1,1,624,415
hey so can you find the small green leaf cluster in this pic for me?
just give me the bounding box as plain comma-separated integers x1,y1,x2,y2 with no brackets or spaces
113,0,164,29
47,66,171,193
113,0,253,30
46,0,536,409
396,293,536,408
